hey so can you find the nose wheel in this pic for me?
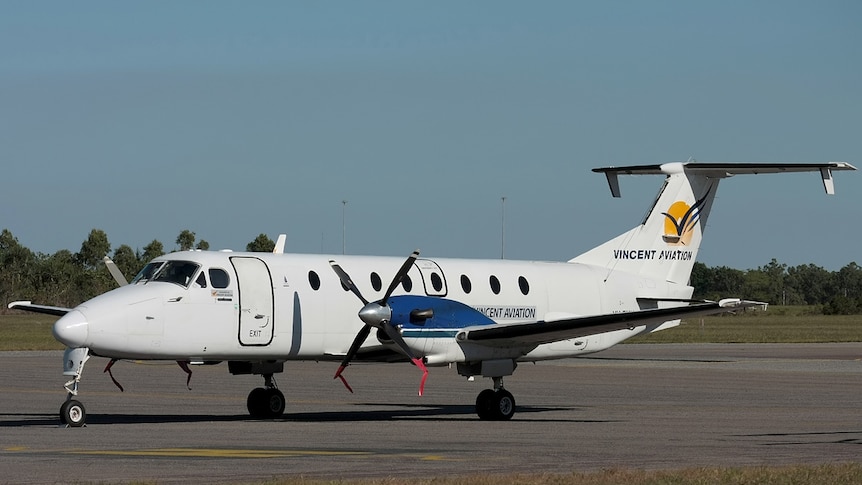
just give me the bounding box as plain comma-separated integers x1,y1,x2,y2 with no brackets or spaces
60,398,86,427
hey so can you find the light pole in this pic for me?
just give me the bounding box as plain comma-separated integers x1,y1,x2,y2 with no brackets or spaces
501,196,506,259
342,200,347,255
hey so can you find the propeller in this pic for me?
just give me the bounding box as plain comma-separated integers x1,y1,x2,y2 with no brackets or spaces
329,250,429,396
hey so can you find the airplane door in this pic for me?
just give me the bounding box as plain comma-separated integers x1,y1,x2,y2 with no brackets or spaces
415,259,447,297
231,257,274,346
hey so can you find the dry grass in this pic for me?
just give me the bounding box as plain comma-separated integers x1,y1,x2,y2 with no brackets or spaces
241,463,862,485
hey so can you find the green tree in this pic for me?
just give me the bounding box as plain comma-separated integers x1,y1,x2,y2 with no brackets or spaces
196,239,210,251
140,239,165,263
0,229,35,305
246,234,275,252
785,264,833,305
112,244,141,281
176,230,196,251
76,229,111,269
836,262,862,299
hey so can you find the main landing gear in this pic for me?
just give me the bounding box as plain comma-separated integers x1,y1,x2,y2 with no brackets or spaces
229,361,287,419
475,376,516,420
246,373,285,419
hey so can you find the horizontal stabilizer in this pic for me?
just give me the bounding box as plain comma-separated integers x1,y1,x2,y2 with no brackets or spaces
594,162,856,197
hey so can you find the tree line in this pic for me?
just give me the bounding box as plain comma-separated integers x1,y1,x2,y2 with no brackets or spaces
0,228,275,309
2,227,861,313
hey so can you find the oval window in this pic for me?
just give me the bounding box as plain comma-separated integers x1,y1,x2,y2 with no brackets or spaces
402,274,413,292
490,275,501,295
370,272,382,292
460,274,472,294
518,276,530,295
430,272,443,292
308,270,321,290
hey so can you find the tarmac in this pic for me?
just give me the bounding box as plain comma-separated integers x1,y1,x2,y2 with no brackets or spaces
1,343,860,483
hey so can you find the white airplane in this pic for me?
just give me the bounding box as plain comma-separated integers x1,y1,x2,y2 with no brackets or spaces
9,161,855,426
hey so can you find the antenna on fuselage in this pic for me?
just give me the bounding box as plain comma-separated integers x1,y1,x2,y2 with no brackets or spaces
273,234,286,254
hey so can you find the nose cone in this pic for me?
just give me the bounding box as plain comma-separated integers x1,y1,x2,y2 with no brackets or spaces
53,310,89,348
358,302,392,328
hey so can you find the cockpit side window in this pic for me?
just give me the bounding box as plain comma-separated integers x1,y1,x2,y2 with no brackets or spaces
195,272,207,288
131,262,164,284
152,261,201,288
209,268,230,288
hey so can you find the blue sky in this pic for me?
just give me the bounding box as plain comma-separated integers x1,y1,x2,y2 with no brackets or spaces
1,1,859,270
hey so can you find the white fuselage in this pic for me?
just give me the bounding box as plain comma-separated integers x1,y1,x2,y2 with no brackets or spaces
55,250,693,365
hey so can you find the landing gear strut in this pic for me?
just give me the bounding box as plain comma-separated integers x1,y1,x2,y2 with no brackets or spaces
475,376,516,421
246,373,285,419
60,347,90,427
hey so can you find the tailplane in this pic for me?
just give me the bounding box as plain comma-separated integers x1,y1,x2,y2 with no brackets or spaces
570,161,855,285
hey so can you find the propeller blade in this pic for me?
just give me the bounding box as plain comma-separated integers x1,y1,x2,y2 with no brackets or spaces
103,256,129,287
381,250,419,305
328,260,369,305
381,321,429,396
333,325,372,393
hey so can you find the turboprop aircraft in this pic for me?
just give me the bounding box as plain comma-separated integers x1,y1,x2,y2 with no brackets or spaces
9,161,855,426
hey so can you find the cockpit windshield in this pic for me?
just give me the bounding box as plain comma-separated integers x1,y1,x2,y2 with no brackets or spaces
151,261,201,288
130,262,165,285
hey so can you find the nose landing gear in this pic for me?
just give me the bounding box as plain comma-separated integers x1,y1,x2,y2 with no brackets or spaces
59,347,90,427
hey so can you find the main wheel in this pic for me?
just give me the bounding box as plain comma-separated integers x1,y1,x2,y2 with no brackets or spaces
261,388,286,418
60,399,86,427
491,389,516,420
246,387,267,417
475,389,496,420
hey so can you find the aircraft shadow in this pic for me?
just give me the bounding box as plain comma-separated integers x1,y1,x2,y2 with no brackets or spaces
1,404,617,426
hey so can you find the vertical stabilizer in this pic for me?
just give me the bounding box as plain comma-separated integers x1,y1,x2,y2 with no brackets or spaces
570,161,855,285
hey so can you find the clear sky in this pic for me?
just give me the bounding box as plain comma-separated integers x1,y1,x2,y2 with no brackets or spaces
1,1,859,270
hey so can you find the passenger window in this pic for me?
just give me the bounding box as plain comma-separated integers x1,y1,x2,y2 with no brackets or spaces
370,272,382,292
430,273,443,292
402,274,413,292
209,268,230,288
518,276,530,295
489,275,501,295
308,271,321,290
195,272,208,288
460,274,472,294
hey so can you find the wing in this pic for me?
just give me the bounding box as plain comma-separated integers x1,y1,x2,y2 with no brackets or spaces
7,301,72,317
456,299,764,347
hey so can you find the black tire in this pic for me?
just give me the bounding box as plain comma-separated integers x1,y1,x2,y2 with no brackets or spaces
262,388,286,418
475,389,496,420
60,400,86,427
246,387,267,417
491,389,516,421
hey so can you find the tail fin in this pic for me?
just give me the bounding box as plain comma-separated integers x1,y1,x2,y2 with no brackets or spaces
570,162,855,285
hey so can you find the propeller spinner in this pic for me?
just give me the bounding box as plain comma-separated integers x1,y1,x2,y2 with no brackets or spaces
328,250,429,396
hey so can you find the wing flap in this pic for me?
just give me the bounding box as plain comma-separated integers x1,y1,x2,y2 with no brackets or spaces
457,299,765,347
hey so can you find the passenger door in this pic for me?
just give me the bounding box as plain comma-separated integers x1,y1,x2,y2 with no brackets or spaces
231,257,275,346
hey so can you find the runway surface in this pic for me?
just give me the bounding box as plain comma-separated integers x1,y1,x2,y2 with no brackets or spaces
1,344,860,483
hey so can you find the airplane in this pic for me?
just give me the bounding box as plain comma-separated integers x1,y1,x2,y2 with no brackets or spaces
8,161,855,426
